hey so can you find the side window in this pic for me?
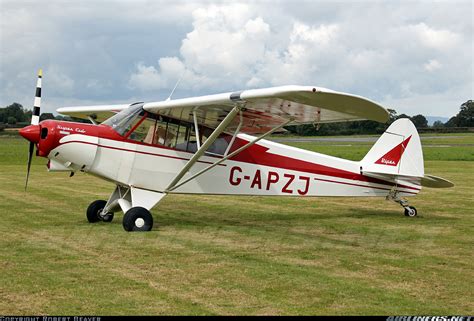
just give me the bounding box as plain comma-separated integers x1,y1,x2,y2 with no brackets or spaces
154,123,171,146
124,114,231,156
186,126,198,153
167,121,192,151
128,117,157,143
165,122,180,148
201,128,230,156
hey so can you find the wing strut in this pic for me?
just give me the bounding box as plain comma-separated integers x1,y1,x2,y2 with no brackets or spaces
165,105,241,192
192,109,201,149
166,118,293,193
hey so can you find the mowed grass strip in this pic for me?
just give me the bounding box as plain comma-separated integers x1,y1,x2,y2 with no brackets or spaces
0,135,473,315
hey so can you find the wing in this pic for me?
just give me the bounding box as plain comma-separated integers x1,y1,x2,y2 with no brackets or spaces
56,86,388,134
143,85,389,134
56,104,132,123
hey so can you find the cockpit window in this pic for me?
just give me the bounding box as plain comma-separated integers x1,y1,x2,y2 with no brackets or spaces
102,103,144,136
103,103,231,155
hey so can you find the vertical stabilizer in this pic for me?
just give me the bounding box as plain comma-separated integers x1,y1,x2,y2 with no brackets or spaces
360,118,424,177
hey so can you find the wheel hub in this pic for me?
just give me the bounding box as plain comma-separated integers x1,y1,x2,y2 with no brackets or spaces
135,218,145,228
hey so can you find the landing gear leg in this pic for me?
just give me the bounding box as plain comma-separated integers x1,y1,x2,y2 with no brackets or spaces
86,185,130,223
386,188,417,217
87,185,166,231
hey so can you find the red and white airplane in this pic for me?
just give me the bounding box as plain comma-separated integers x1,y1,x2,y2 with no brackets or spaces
20,70,453,231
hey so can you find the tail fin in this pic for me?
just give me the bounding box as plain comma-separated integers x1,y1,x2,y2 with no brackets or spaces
360,118,424,177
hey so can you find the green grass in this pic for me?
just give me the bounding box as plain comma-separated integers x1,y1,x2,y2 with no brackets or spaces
281,133,474,161
0,135,473,315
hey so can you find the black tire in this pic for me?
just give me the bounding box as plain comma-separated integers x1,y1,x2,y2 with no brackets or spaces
87,200,113,223
404,206,417,217
123,207,153,232
87,200,107,223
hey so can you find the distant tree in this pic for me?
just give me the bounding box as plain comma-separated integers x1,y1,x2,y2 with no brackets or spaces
39,113,55,121
432,120,445,128
445,116,456,127
410,114,428,128
54,115,69,121
8,103,26,122
387,108,398,124
397,113,410,119
458,100,474,126
24,110,32,123
7,116,16,125
446,100,473,127
0,103,28,123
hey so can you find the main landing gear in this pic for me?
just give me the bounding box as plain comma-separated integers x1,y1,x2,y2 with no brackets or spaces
122,207,153,232
387,188,418,217
86,185,165,232
86,200,154,231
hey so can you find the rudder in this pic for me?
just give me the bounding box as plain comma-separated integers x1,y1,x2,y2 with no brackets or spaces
360,118,424,177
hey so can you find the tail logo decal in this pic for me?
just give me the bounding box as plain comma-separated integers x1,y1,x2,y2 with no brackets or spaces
375,135,412,166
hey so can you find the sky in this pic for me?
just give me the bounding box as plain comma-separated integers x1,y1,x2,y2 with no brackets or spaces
0,0,472,118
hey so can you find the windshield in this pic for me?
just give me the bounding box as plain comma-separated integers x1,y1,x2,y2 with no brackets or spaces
101,102,231,155
102,103,145,136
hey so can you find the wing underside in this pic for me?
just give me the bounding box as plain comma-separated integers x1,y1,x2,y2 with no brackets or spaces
144,86,389,134
57,86,389,134
56,104,131,123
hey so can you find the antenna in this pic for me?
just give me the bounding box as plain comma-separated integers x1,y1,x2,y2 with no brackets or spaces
166,70,186,101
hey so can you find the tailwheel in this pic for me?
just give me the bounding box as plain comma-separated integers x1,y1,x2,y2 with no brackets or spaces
86,200,114,223
386,188,418,218
404,206,417,217
123,207,153,232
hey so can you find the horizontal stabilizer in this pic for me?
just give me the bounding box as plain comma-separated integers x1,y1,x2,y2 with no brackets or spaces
362,171,453,189
420,175,454,188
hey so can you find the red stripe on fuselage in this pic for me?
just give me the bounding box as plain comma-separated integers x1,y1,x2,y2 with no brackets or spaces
228,139,420,192
58,134,420,193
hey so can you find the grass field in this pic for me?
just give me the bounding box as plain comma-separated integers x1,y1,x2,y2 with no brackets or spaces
0,134,473,315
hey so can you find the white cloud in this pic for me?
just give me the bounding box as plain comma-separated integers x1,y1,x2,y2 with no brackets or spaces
1,1,472,118
290,23,339,45
424,59,442,72
381,82,472,117
129,7,344,92
130,4,274,91
129,63,164,91
46,65,75,94
129,56,190,92
409,22,462,51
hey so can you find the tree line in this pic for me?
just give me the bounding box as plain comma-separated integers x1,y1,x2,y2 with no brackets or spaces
284,100,473,136
1,100,472,135
0,103,73,127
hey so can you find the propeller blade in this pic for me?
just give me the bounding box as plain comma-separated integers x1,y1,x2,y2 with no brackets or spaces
25,142,34,191
25,69,42,191
32,69,42,125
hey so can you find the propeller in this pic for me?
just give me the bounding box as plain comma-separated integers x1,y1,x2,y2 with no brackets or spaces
24,69,42,191
25,141,35,190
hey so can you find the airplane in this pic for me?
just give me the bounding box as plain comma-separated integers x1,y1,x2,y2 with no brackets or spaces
19,70,454,231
